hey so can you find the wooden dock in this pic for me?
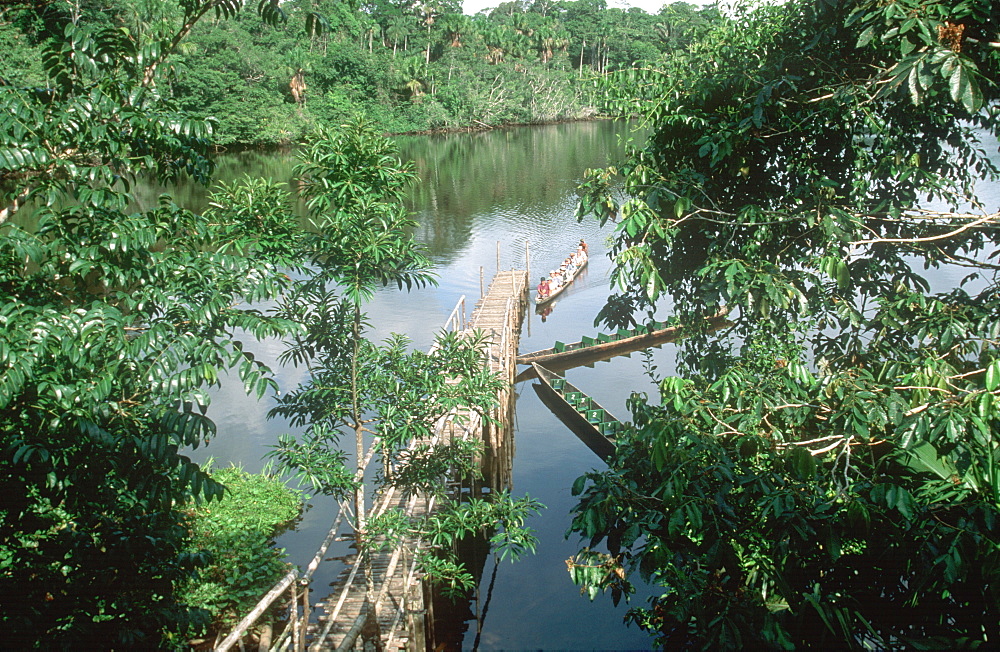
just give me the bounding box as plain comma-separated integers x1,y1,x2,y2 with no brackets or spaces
308,270,529,652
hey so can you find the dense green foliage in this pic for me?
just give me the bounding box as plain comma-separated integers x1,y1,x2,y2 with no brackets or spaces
1,0,718,144
0,3,309,646
176,465,302,640
570,0,1000,648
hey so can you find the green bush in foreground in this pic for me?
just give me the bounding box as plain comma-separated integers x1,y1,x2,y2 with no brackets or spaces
176,465,303,639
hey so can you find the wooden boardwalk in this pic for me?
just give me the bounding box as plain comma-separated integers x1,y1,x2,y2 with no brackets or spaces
309,270,529,652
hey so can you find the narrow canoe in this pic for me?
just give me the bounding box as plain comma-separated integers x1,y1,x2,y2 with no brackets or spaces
535,255,587,305
530,362,622,461
517,310,731,371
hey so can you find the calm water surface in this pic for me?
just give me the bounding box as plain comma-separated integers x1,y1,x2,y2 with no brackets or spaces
191,120,663,650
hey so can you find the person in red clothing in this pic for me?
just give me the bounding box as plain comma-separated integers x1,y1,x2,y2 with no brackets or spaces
537,276,551,299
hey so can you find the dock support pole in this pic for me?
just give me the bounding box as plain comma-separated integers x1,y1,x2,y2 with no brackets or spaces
496,240,501,272
406,579,427,652
257,624,272,652
290,581,300,652
480,266,484,300
298,579,309,652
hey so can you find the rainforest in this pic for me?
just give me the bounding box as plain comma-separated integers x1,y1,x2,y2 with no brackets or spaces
2,0,1000,649
0,0,716,143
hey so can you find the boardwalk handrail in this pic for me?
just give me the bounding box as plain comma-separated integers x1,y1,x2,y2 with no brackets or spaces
326,412,482,651
443,295,466,333
215,570,298,652
322,280,522,649
216,503,351,652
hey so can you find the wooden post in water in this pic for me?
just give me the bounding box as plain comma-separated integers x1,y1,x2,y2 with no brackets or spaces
496,240,501,272
298,580,309,652
480,266,484,299
525,240,532,338
525,240,530,280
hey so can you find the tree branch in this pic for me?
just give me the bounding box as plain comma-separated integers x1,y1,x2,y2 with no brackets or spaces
141,1,222,88
853,212,999,246
0,186,31,225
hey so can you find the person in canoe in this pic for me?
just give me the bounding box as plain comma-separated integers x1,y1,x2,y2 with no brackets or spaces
537,276,551,299
561,264,576,285
536,245,590,306
579,239,588,256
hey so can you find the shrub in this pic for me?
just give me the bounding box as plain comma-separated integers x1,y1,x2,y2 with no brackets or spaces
176,465,303,637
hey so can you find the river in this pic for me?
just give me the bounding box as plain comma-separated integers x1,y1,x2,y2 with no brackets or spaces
183,119,668,649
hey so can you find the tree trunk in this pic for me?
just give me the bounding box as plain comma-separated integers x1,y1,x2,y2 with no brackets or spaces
350,304,366,556
289,69,306,107
350,302,381,648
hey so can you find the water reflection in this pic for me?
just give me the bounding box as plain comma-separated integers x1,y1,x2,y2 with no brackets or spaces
401,121,639,266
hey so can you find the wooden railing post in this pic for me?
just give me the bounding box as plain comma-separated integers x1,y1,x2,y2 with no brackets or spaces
406,579,427,652
290,581,300,652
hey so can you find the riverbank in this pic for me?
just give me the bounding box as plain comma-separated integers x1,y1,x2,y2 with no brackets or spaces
209,113,624,154
211,112,620,152
3,0,679,148
391,110,609,137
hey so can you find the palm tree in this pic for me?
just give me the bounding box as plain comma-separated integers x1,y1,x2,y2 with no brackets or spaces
508,30,532,60
438,12,471,48
534,25,555,63
285,46,310,109
482,25,510,64
397,56,427,101
386,15,411,57
417,1,443,64
510,12,535,39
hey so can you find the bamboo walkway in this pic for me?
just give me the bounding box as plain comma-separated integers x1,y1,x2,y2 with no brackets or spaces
309,270,529,652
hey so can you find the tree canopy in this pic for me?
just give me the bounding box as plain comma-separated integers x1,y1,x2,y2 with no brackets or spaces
0,2,313,645
570,0,1000,647
0,0,720,144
